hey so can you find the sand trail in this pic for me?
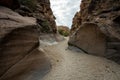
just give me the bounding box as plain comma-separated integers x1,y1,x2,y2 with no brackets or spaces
42,38,120,80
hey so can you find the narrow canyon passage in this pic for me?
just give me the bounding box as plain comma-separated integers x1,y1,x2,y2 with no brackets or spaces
0,0,120,80
41,38,120,80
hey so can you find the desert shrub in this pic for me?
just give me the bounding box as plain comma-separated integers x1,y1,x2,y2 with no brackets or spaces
40,20,51,33
63,31,69,36
58,29,69,37
19,0,37,11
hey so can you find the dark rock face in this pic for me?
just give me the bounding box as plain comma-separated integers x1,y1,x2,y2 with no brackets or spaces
16,0,57,33
69,0,120,64
0,0,20,9
70,12,81,35
0,6,51,80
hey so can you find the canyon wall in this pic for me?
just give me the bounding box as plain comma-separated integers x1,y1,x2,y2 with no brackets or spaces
17,0,57,33
0,0,57,80
69,0,120,64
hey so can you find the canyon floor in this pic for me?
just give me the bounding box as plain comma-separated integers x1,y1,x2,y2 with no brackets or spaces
41,37,120,80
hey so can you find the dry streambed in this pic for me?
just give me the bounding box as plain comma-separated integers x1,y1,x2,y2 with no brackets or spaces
42,38,120,80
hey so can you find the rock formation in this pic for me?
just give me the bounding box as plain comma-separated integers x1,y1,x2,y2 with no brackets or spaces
69,0,120,64
70,12,81,35
16,0,57,33
0,6,51,80
0,0,58,80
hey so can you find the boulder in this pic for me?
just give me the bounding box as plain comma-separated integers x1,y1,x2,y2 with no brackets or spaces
69,23,106,56
69,0,120,64
0,6,51,80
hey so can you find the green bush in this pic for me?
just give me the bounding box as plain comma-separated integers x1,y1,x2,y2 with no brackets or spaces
40,21,51,33
19,0,37,10
58,29,69,37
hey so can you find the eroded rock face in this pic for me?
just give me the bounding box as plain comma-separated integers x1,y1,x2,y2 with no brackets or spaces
0,6,51,80
70,12,81,35
69,23,106,56
69,0,120,64
16,0,57,33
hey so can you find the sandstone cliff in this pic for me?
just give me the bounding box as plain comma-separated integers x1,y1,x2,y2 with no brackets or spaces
69,0,120,64
0,0,58,80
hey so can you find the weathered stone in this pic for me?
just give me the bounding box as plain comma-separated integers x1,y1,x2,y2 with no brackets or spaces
69,0,120,64
70,12,81,35
69,23,106,56
0,6,51,80
16,0,57,33
0,6,36,41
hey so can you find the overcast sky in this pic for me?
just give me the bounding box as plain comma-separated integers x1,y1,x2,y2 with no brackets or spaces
50,0,81,28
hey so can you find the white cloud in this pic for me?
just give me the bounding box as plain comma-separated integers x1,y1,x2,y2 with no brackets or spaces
50,0,81,28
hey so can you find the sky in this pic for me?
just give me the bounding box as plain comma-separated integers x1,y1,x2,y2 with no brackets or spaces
50,0,81,28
